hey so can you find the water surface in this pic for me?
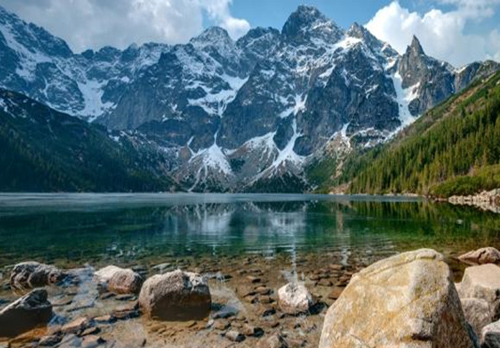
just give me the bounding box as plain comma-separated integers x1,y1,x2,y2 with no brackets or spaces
0,193,499,270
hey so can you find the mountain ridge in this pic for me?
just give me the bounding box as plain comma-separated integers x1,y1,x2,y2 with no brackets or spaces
0,88,182,192
0,4,498,192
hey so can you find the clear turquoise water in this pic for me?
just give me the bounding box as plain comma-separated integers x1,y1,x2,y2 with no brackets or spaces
0,193,499,269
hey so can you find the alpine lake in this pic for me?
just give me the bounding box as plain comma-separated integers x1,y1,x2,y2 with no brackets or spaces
0,193,499,347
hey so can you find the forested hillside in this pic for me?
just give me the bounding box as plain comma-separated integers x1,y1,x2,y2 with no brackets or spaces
334,71,500,197
0,89,182,192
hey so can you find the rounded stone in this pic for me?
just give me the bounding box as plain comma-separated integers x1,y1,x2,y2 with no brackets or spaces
138,270,211,321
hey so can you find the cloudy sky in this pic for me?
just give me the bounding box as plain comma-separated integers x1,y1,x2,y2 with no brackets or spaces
0,0,499,67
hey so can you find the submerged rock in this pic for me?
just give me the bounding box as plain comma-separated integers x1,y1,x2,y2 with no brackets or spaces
95,265,143,295
61,317,90,335
459,247,500,265
138,270,211,321
10,261,64,289
458,264,500,320
277,282,315,315
0,289,52,337
256,333,288,348
319,249,476,348
225,330,245,342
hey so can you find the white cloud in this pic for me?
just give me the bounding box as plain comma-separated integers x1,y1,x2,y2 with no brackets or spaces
0,0,250,53
365,1,500,67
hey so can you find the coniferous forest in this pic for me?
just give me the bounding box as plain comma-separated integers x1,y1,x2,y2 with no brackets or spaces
332,72,500,197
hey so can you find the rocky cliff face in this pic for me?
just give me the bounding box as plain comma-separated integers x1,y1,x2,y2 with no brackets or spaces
0,4,498,192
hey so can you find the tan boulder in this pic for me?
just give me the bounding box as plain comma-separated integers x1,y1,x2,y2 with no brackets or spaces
459,247,500,265
458,264,500,319
319,249,476,348
95,265,143,294
139,270,211,321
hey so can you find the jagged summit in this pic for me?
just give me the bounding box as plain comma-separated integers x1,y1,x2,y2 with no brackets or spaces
191,26,233,47
346,22,398,60
347,22,371,39
0,3,498,192
408,35,425,56
282,5,343,43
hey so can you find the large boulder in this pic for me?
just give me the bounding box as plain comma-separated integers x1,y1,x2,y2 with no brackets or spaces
458,264,500,320
95,265,143,295
459,247,500,265
10,261,64,289
277,282,315,315
461,298,493,337
138,270,211,321
0,289,52,337
319,249,476,348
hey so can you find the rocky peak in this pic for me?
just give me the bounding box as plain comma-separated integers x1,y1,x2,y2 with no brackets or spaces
346,22,398,60
407,35,426,57
282,5,343,44
191,26,234,50
236,27,280,48
0,4,72,59
0,4,16,23
399,35,432,87
236,27,280,61
346,22,366,39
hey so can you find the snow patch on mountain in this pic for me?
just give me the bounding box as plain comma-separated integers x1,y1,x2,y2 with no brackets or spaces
77,80,115,121
268,119,305,171
190,136,232,176
188,74,248,116
391,71,419,129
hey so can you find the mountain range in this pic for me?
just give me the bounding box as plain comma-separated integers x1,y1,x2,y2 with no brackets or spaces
0,4,498,192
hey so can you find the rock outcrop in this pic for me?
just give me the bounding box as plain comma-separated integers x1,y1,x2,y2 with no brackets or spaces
319,249,476,348
277,282,315,315
449,189,500,213
138,270,211,321
95,265,143,294
458,264,500,320
10,261,64,289
0,289,52,337
459,247,500,265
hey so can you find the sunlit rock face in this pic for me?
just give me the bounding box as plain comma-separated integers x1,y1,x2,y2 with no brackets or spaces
0,4,497,192
319,249,476,348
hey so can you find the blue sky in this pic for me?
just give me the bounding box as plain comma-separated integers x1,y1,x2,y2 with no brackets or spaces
228,0,390,29
1,0,499,66
233,0,437,30
227,0,500,37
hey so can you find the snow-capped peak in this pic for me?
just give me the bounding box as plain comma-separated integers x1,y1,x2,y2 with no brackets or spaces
282,5,344,44
191,27,234,50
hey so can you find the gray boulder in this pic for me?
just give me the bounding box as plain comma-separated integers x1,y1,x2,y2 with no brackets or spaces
138,270,211,321
277,282,315,315
461,297,493,337
10,261,64,289
482,320,500,348
0,289,52,337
